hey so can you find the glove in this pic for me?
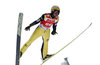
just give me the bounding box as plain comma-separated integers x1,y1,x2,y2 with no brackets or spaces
51,31,57,35
25,26,30,31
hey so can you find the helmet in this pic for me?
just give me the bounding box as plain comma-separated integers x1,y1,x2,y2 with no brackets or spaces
51,5,60,13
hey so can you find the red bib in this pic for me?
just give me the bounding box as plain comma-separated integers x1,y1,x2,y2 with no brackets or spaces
40,13,58,28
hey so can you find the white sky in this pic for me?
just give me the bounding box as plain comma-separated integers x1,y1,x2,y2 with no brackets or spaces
0,0,100,65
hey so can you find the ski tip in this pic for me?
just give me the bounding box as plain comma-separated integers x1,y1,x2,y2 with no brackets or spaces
90,22,92,25
88,22,92,27
19,12,23,14
19,13,23,17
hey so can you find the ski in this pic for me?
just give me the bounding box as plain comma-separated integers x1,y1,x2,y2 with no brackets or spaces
40,23,92,65
15,13,23,65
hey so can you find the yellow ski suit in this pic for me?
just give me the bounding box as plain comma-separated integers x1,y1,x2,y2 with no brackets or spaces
20,13,59,59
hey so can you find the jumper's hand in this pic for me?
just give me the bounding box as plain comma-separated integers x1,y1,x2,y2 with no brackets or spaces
51,31,58,35
25,26,30,31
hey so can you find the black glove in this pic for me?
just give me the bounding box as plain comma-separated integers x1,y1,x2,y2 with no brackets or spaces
51,30,57,35
25,26,30,31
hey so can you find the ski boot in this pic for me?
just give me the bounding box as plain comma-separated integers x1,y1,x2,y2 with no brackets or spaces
19,52,22,58
43,54,54,60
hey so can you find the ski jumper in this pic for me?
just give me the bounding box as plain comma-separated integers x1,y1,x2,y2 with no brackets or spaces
20,13,59,59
